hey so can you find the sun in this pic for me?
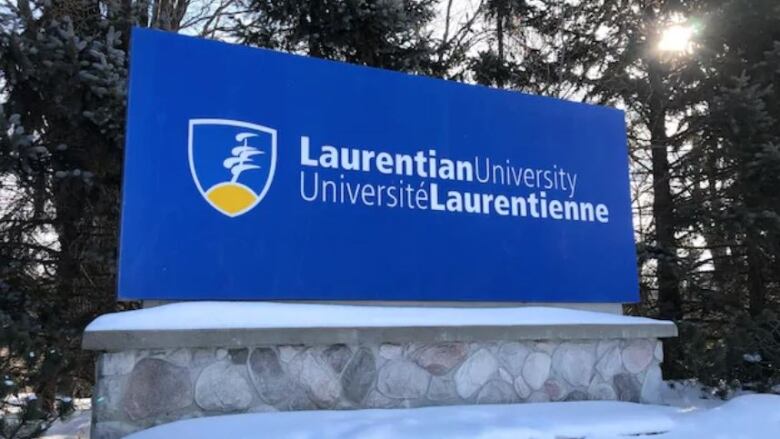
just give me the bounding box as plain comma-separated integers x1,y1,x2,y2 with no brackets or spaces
658,24,695,53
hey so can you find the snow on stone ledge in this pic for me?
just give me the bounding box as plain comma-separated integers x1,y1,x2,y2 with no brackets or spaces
85,302,674,332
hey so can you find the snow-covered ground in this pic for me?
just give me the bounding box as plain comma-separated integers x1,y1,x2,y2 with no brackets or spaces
41,383,780,439
41,411,91,439
1,398,92,439
127,394,780,439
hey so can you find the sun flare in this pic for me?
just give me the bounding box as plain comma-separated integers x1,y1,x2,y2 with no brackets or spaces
658,24,695,53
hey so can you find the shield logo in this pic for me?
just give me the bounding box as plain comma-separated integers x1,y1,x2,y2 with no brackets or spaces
188,119,277,217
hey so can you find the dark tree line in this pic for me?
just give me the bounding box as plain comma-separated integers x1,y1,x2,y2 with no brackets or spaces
1,0,778,436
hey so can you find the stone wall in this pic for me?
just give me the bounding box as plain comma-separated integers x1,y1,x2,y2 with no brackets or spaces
92,338,664,438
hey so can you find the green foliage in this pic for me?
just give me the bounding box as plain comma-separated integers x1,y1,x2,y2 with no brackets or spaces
677,309,780,393
470,0,780,387
673,0,780,386
0,1,138,436
1,248,78,438
235,0,440,73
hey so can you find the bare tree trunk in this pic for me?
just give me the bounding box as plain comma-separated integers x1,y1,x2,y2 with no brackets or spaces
647,48,682,377
705,147,730,297
496,1,505,88
173,0,190,30
137,0,150,27
306,0,322,57
648,57,680,322
746,233,766,316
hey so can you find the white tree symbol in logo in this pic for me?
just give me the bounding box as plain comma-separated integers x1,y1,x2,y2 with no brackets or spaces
223,132,264,183
189,118,278,218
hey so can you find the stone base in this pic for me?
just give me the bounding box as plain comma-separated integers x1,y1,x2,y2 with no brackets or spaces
83,304,675,439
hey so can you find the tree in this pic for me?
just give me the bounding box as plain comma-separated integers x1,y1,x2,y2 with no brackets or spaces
534,0,706,377
471,0,532,88
544,0,780,385
233,0,440,73
680,0,780,388
0,1,233,436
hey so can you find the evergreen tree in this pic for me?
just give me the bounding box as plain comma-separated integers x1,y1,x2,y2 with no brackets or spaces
233,0,440,73
542,0,780,386
681,0,780,388
0,1,224,435
505,0,708,377
470,0,581,96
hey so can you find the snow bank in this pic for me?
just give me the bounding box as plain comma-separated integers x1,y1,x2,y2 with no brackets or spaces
40,412,90,439
128,401,676,439
85,302,672,331
126,395,780,439
663,394,780,438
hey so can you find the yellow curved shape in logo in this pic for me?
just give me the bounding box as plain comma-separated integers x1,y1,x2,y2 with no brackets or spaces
206,182,258,215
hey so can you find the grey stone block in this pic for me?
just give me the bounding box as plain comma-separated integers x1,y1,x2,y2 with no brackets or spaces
654,340,664,362
100,352,135,376
553,343,595,387
498,367,513,384
543,378,569,401
92,375,126,421
248,347,292,405
596,339,619,359
640,364,663,404
321,344,352,373
497,342,531,376
228,348,249,365
89,334,674,436
191,348,216,367
613,373,641,402
195,361,253,411
622,339,655,373
455,349,498,399
284,384,318,411
122,358,193,420
364,389,402,408
379,343,403,360
513,376,532,399
427,375,460,402
377,360,430,399
522,352,551,390
476,380,517,404
278,345,302,363
412,342,468,375
587,379,617,400
596,345,623,380
341,347,376,404
565,390,589,401
298,351,341,408
527,390,550,402
155,348,191,367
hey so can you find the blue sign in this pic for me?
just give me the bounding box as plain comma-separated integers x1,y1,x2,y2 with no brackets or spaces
119,28,639,302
